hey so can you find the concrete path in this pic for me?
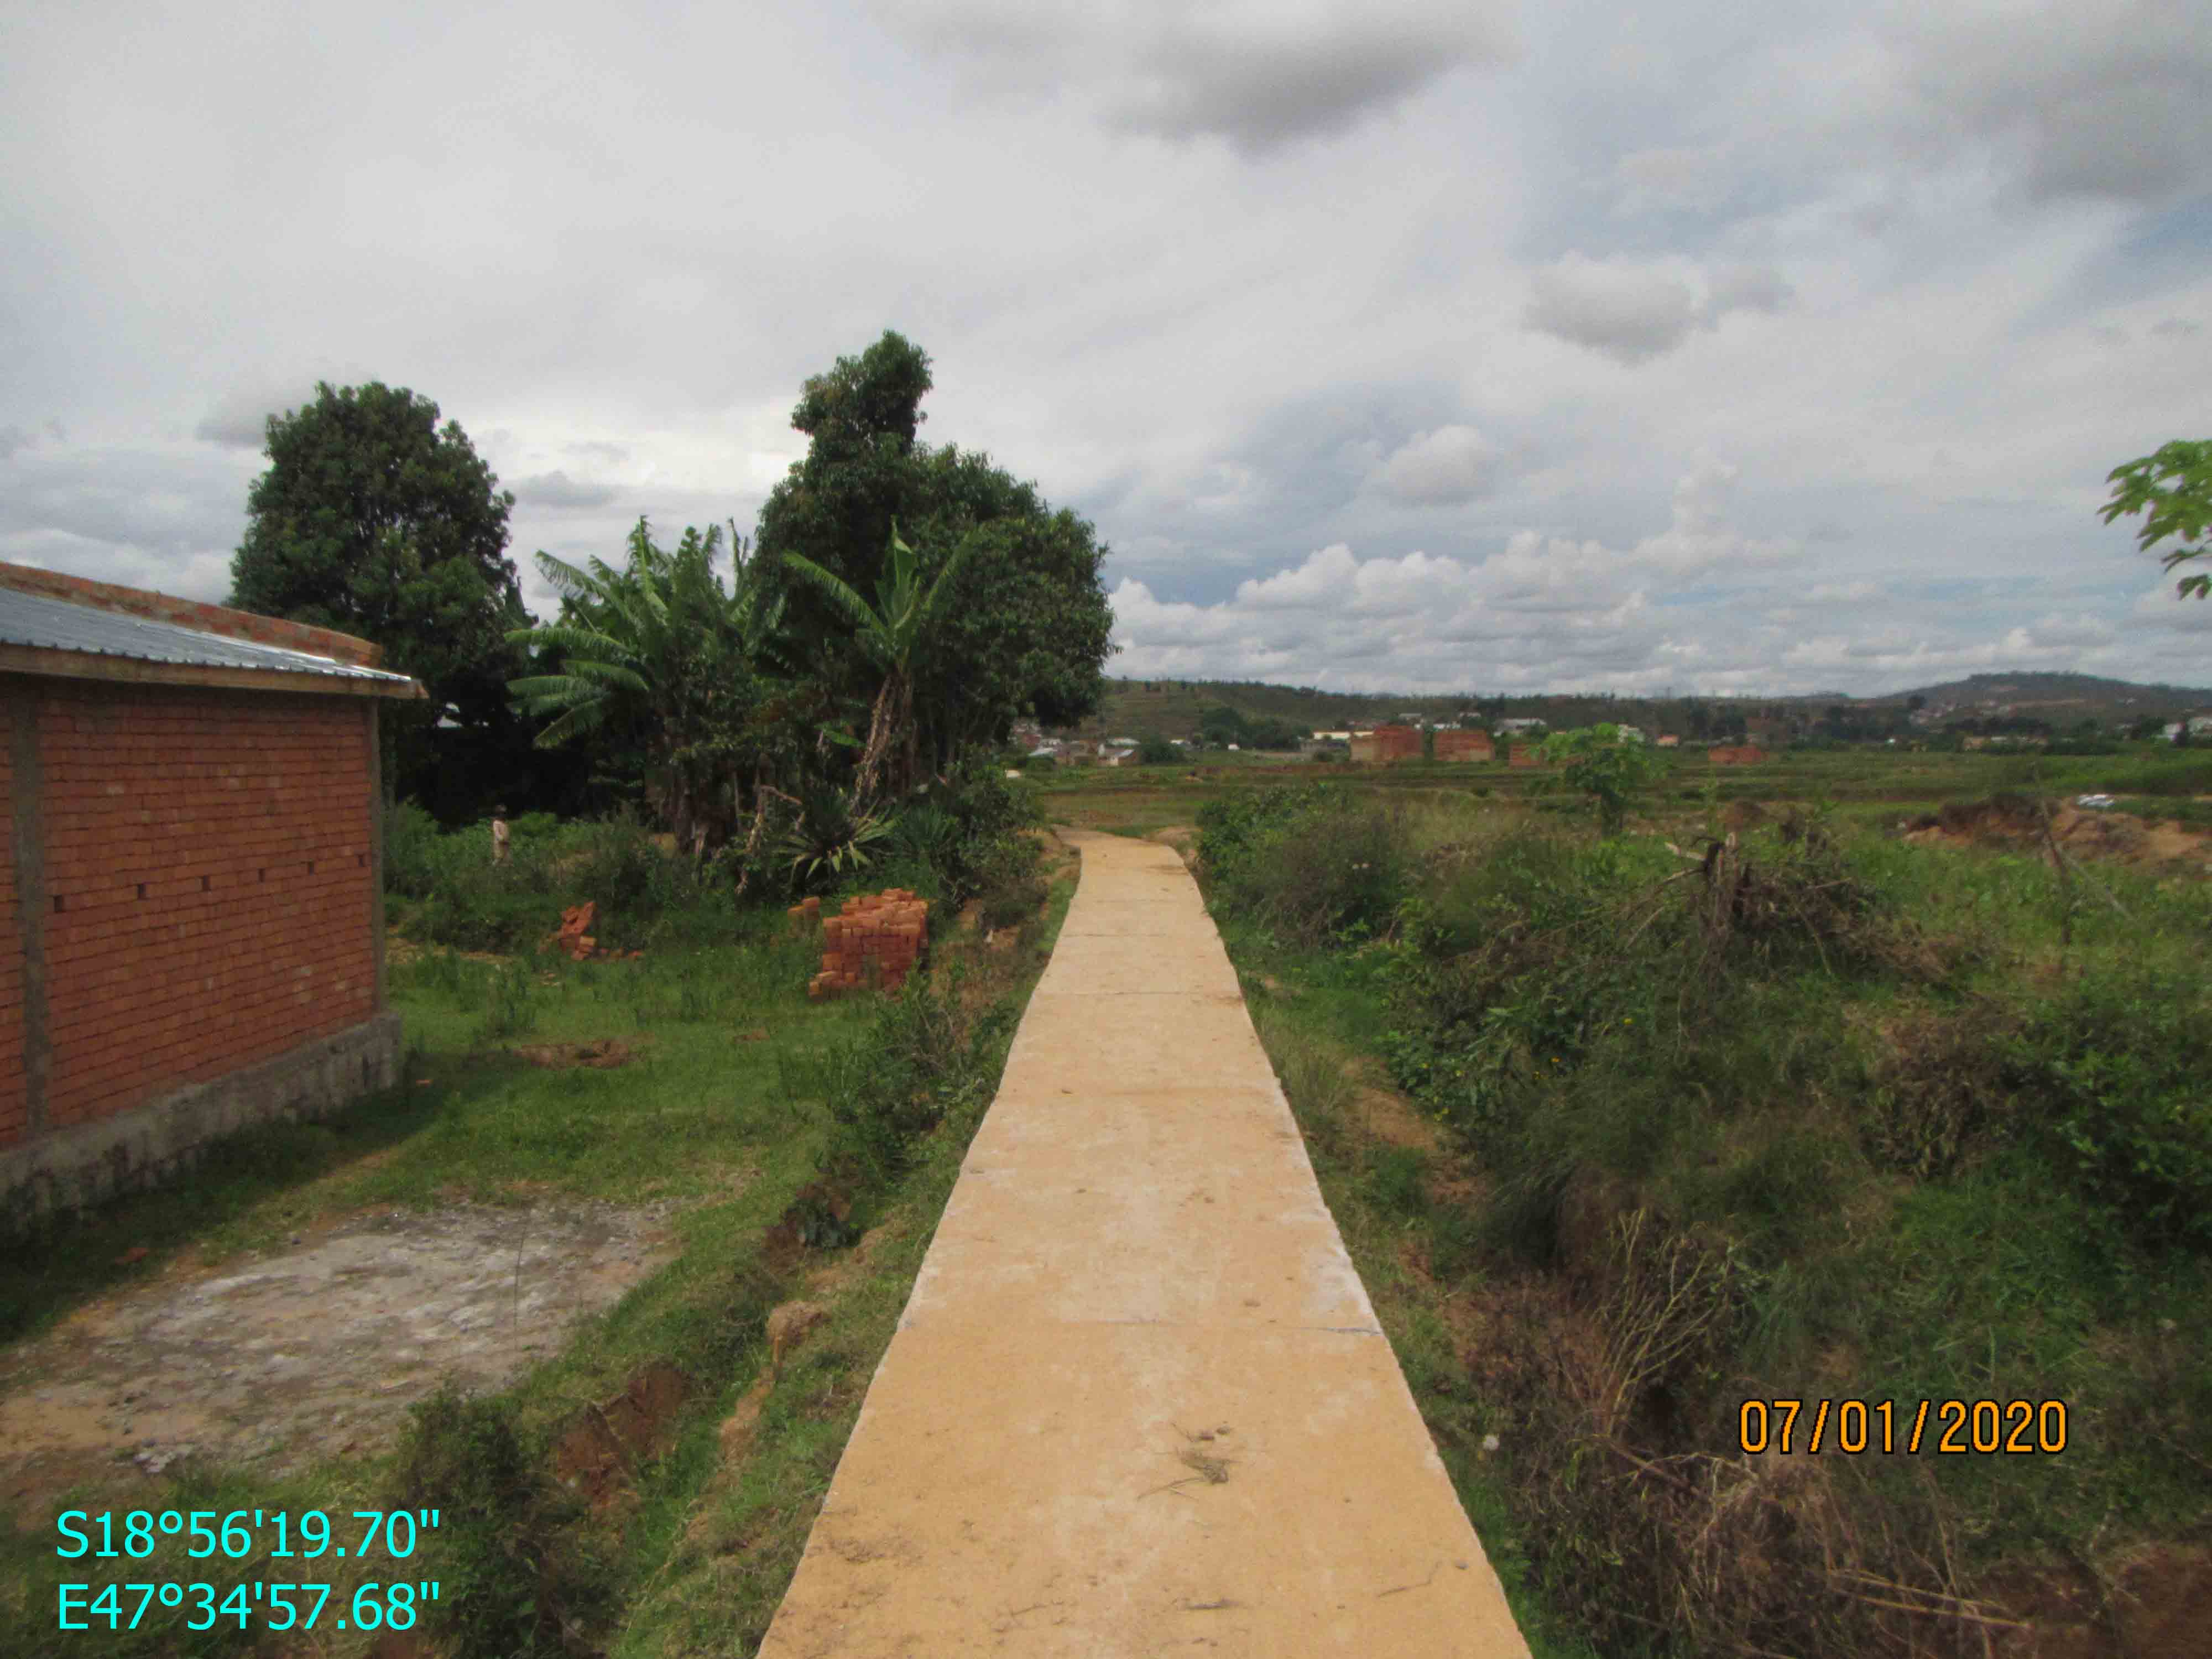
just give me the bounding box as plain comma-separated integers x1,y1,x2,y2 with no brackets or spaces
758,831,1530,1657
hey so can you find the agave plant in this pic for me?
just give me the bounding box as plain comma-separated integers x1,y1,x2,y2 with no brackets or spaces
774,780,894,887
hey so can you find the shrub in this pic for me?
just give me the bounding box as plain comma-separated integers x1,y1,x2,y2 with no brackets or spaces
894,757,1045,905
1017,752,1056,773
384,801,446,899
2005,966,2212,1251
1198,784,1410,947
393,1385,612,1659
782,966,1019,1178
1138,734,1178,764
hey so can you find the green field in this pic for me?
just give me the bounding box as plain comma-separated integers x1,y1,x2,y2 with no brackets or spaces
1032,742,2212,841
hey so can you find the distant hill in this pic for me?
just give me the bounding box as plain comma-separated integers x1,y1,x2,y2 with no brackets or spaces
1875,671,2212,717
1070,670,2212,741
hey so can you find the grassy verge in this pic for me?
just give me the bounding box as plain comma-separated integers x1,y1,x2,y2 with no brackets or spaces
1190,781,2212,1658
1239,978,1598,1659
607,856,1077,1656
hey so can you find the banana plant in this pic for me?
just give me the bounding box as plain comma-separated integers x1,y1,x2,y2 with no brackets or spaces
780,521,973,806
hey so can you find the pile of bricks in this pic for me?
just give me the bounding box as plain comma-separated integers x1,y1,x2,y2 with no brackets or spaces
795,889,930,999
542,901,644,962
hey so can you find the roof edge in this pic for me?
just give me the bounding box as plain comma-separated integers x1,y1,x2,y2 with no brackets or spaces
0,646,426,700
0,561,387,668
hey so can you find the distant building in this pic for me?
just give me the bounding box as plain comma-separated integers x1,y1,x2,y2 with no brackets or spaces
1655,734,1681,748
1496,718,1547,736
1433,729,1494,763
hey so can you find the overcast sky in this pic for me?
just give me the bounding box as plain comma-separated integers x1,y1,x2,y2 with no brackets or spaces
4,1,2209,697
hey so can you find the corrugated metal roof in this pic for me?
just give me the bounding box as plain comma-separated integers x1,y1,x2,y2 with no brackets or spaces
0,588,416,686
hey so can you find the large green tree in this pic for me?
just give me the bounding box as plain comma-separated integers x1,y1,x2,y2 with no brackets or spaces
228,381,529,812
755,332,1116,769
2103,439,2212,599
508,519,790,855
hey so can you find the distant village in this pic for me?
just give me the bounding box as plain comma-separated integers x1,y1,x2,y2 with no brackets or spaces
1008,679,2212,769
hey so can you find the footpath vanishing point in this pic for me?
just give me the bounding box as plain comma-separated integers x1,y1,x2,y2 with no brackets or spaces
759,830,1531,1656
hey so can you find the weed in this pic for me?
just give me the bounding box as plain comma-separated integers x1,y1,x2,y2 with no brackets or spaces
477,956,541,1042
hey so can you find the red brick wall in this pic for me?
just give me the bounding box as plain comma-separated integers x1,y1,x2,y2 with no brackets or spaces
1434,731,1494,763
1369,726,1423,763
0,705,20,1148
31,682,375,1135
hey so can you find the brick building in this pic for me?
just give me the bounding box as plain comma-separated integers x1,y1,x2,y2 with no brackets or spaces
1433,729,1494,763
1349,724,1422,764
0,562,422,1225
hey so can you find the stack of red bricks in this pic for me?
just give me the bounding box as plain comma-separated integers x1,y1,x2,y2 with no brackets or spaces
796,889,930,999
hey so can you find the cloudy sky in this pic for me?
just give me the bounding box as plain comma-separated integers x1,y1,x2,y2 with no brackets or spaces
4,0,2209,697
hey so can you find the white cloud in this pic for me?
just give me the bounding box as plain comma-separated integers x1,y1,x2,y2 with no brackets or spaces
1524,255,1796,364
869,0,1520,152
1525,255,1700,365
513,469,622,511
1110,458,1815,689
1366,425,1499,505
1890,2,2212,206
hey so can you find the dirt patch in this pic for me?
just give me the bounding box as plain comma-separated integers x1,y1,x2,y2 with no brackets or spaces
509,1038,650,1070
0,1202,680,1520
1985,1545,2212,1658
550,1359,695,1513
1355,1084,1442,1153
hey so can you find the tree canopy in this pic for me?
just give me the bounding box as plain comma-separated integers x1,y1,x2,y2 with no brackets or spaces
228,381,530,815
2102,439,2212,599
229,381,524,699
755,331,1116,761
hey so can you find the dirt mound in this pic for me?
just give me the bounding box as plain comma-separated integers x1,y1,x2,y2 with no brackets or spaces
1901,796,2212,872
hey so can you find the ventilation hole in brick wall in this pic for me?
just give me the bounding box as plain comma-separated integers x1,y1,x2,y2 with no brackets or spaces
202,874,211,893
137,883,147,900
358,853,367,867
53,894,64,914
259,869,267,883
307,860,315,874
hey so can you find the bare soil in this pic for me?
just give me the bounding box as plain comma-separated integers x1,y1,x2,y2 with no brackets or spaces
1902,800,2212,871
1,1201,680,1523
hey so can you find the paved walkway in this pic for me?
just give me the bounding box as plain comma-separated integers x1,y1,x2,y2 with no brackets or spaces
759,831,1530,1657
